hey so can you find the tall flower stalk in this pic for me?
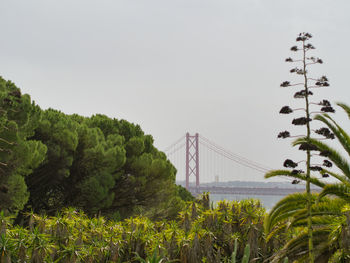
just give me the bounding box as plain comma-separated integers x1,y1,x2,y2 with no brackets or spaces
267,33,334,262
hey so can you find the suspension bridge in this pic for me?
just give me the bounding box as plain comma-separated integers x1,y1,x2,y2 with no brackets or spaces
164,133,306,196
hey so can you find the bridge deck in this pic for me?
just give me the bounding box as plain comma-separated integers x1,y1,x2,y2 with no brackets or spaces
188,186,320,196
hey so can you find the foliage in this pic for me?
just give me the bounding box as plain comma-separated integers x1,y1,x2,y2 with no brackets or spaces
265,103,350,262
23,109,170,217
0,76,184,221
176,185,195,202
222,239,251,263
0,198,279,263
0,77,47,218
265,33,336,262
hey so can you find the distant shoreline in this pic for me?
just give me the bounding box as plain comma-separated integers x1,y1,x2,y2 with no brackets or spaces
176,180,320,190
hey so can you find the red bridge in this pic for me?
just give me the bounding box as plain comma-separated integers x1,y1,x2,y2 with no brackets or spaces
165,133,309,194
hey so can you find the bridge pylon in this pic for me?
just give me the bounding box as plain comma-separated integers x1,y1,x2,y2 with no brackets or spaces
186,133,199,189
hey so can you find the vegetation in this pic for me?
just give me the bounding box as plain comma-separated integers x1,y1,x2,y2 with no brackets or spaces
265,103,350,262
267,32,334,262
265,33,350,262
0,76,190,223
0,197,278,262
0,78,47,217
1,32,350,262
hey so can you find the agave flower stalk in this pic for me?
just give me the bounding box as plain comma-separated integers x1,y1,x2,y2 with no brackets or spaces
267,32,336,262
301,34,315,263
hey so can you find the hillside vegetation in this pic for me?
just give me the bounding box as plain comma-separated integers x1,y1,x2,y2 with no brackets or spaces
0,76,187,222
0,198,277,263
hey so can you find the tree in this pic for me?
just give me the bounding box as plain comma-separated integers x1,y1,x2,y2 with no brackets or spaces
24,109,80,214
265,103,350,261
306,103,350,202
0,76,47,217
176,185,194,202
264,193,344,262
0,75,184,221
23,105,179,219
265,33,334,262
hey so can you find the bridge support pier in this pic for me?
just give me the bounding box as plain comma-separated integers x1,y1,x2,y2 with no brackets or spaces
185,133,199,189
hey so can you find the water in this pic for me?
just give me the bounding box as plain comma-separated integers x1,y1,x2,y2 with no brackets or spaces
210,193,284,211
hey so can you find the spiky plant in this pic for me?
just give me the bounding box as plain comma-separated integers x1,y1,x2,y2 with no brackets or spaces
0,211,14,235
264,193,346,262
134,245,170,263
28,227,55,262
303,103,350,201
223,240,251,263
0,200,274,262
265,103,350,261
9,225,29,262
0,233,14,263
265,32,335,262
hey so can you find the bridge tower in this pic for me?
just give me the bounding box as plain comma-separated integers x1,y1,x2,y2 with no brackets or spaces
185,133,199,189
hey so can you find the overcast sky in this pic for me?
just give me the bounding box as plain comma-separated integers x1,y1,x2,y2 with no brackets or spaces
1,0,350,181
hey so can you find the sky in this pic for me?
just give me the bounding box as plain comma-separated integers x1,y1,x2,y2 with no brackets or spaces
1,0,350,182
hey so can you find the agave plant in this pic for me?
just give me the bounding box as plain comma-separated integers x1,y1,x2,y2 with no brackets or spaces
0,233,14,263
28,227,55,262
0,197,278,263
134,245,173,263
269,32,336,263
268,104,350,208
222,239,251,263
0,211,13,235
58,242,86,263
265,103,350,261
9,225,29,262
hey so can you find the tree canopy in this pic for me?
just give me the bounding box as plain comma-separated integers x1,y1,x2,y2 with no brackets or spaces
0,76,188,221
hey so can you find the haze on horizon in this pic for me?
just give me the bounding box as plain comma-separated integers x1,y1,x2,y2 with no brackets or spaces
1,0,350,182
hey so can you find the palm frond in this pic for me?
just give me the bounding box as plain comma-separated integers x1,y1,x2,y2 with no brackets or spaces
265,169,325,188
265,193,315,233
265,221,289,242
320,168,350,185
293,137,350,179
337,102,350,120
290,198,345,227
319,183,350,202
271,227,333,263
314,113,350,158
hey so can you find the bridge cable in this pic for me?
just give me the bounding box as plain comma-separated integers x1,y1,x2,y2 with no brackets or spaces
164,134,186,153
199,135,272,171
199,139,270,173
199,141,268,174
200,140,298,183
166,143,185,156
